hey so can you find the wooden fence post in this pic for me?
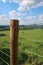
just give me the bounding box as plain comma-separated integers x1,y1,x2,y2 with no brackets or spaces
10,20,19,65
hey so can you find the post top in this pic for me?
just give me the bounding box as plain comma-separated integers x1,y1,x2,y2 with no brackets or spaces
10,20,19,27
10,20,19,21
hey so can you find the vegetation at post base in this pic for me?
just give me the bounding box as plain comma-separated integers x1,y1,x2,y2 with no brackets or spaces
0,25,43,65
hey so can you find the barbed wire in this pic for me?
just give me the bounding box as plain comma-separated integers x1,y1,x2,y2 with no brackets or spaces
0,57,9,65
0,50,10,58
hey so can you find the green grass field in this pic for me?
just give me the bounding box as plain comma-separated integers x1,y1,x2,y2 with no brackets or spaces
0,29,43,65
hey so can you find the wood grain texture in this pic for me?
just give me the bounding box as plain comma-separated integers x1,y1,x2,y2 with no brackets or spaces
10,20,19,65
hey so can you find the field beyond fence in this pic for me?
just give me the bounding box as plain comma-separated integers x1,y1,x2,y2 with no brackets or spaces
0,28,43,65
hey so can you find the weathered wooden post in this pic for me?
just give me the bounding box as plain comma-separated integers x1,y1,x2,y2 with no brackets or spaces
10,20,19,65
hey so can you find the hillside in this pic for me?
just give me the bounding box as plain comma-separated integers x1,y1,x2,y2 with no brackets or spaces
0,24,43,31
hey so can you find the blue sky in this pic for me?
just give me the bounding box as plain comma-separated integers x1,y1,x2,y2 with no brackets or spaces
0,1,19,14
0,0,43,25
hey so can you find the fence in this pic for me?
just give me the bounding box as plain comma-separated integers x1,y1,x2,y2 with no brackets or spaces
0,20,19,65
0,50,10,65
0,20,43,65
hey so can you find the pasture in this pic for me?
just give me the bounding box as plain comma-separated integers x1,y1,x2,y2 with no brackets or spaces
0,29,43,65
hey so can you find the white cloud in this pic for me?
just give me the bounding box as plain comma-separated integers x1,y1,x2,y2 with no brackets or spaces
0,10,26,25
1,0,22,3
19,15,43,25
9,11,43,25
9,0,22,4
9,10,26,20
0,10,43,25
1,0,43,11
26,16,36,20
0,14,43,25
0,15,9,25
39,14,43,20
18,0,43,11
21,16,37,25
2,0,6,3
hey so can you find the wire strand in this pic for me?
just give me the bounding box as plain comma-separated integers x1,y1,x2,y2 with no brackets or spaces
0,50,10,58
0,57,9,65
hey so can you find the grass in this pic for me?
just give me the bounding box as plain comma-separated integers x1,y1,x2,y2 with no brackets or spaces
0,31,10,49
19,29,43,54
0,29,43,65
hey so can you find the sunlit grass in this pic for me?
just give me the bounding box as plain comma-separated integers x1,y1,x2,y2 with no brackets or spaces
0,29,43,65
